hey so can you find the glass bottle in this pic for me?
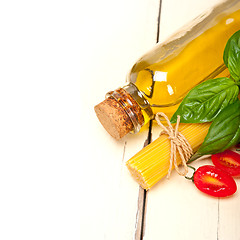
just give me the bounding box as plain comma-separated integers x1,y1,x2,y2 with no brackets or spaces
94,0,240,140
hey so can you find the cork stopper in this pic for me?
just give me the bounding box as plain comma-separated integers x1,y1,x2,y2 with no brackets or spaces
94,88,145,140
94,97,134,140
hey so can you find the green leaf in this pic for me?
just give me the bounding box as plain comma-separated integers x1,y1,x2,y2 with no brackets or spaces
191,100,240,160
223,30,240,82
228,41,240,82
170,77,239,123
223,30,240,67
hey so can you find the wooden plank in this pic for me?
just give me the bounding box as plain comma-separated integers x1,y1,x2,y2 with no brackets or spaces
218,186,240,240
81,0,160,239
144,157,219,240
143,0,235,240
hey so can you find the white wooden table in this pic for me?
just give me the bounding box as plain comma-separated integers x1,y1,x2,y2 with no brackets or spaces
1,0,240,239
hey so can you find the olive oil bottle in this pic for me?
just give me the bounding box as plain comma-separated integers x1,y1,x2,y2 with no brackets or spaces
95,0,240,140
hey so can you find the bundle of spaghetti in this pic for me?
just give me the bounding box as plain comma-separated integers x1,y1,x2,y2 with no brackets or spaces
126,122,211,189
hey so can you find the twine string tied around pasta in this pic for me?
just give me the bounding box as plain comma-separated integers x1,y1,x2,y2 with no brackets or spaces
155,112,193,178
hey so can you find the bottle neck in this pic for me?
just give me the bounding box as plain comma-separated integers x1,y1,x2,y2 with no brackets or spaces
106,83,153,133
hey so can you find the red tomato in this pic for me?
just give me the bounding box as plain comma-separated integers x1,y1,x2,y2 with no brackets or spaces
211,150,240,177
193,165,237,197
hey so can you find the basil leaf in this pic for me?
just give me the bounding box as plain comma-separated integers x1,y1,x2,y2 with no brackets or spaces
223,30,240,67
228,41,240,82
190,100,240,161
223,30,240,82
171,77,239,123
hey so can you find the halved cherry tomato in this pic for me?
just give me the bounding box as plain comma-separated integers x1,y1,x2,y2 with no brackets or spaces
193,165,237,197
211,150,240,177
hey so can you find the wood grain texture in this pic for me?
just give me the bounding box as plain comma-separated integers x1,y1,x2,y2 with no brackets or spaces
1,0,240,239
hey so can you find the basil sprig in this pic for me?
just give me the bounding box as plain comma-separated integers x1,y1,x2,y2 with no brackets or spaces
169,30,240,160
189,100,240,162
171,77,239,123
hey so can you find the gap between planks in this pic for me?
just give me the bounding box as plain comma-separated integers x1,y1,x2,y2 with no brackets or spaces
134,1,162,239
134,121,152,240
